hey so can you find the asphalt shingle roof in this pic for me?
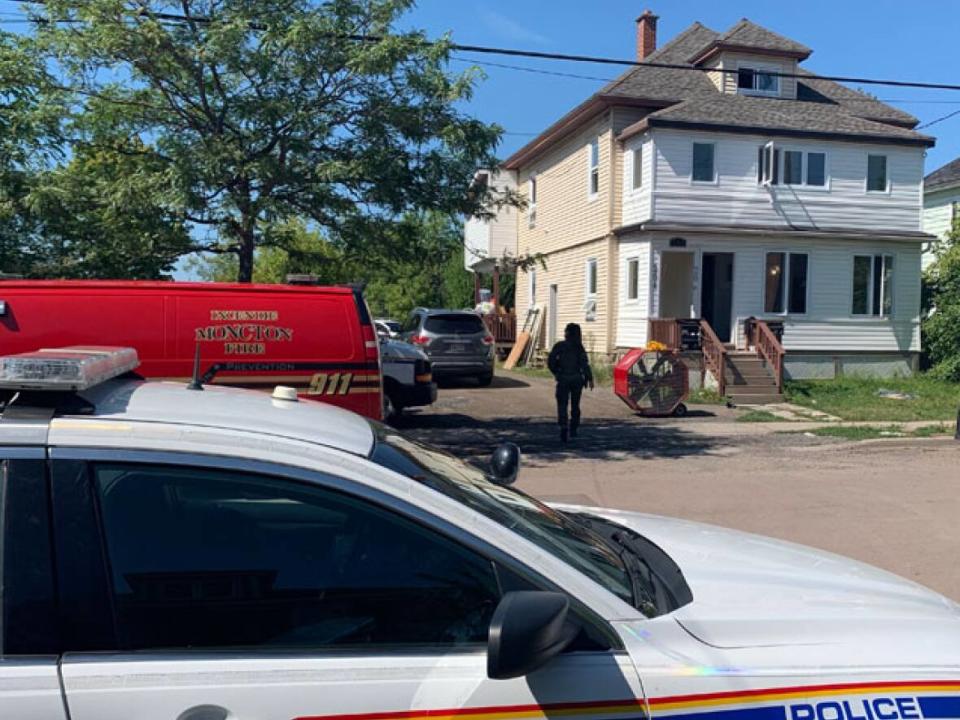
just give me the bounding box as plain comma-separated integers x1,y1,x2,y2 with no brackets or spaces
704,19,812,59
600,18,930,146
925,157,960,191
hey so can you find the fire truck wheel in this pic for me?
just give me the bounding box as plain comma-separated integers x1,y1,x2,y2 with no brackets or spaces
673,403,688,418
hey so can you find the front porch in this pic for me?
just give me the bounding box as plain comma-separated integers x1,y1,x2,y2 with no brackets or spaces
648,317,786,405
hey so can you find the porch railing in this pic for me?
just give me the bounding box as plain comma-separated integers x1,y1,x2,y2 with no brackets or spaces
754,320,785,393
699,319,727,398
483,313,516,344
648,319,681,349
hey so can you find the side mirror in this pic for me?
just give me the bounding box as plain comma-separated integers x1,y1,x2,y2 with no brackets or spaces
487,591,580,680
489,442,521,486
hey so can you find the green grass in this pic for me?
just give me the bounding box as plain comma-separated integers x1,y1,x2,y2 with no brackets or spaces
804,425,905,441
911,423,953,438
500,356,613,387
785,375,960,422
737,409,783,422
688,387,724,405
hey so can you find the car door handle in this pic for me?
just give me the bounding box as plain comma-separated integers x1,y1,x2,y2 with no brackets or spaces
177,706,232,720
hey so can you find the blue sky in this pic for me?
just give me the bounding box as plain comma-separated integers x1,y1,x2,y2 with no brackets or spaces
404,0,960,175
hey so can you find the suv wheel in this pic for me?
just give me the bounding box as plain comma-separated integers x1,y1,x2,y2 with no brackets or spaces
383,391,403,423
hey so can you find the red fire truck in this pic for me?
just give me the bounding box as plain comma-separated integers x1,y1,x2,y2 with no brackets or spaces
0,280,384,419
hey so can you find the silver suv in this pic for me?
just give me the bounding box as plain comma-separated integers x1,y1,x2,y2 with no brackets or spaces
402,308,495,386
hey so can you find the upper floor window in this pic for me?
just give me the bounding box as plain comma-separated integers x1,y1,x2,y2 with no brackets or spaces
528,175,537,227
632,147,643,190
765,252,808,315
867,155,889,193
588,138,600,197
852,254,894,317
737,65,780,96
692,142,716,183
529,268,537,307
759,145,826,188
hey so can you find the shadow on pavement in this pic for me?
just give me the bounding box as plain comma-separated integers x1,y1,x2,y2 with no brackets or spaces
436,375,530,390
395,412,726,462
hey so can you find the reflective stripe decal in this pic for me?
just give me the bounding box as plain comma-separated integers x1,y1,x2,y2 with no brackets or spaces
295,699,646,720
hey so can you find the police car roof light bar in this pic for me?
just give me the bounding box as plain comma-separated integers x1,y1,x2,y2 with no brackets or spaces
0,346,140,392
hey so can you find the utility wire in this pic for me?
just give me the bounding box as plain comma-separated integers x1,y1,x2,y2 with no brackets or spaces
7,3,960,94
919,108,960,130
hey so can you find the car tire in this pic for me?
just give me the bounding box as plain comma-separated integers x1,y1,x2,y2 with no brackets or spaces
477,372,494,387
383,391,403,424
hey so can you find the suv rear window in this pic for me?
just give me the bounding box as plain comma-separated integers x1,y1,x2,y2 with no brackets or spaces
424,314,484,335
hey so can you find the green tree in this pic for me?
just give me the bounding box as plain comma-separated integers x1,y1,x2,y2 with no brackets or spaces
36,0,514,281
922,216,960,380
24,137,192,278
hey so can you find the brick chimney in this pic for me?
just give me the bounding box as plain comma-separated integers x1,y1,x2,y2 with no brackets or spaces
636,9,659,60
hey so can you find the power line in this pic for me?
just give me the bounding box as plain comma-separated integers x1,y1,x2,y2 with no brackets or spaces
919,108,960,130
8,4,960,94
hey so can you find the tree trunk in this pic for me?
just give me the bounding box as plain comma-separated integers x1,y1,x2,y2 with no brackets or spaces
237,231,255,282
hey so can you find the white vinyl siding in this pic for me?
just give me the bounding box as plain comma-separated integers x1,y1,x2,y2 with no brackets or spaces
623,136,654,226
463,170,518,272
652,129,924,232
616,238,651,347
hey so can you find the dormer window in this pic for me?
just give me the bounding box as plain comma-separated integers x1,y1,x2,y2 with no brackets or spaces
737,64,780,96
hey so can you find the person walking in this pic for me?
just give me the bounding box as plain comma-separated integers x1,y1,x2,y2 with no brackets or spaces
547,323,594,442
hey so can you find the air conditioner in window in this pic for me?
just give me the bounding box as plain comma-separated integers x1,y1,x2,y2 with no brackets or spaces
582,298,597,322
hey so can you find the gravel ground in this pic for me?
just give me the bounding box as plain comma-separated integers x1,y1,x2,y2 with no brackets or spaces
398,371,960,600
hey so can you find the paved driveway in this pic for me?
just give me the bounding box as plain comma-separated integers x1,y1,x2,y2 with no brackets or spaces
399,371,960,600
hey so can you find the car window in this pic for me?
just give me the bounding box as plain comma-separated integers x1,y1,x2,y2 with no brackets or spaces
423,314,484,335
370,428,635,608
93,463,501,651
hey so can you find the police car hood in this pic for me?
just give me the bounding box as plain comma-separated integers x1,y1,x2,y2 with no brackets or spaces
581,507,960,649
380,339,427,362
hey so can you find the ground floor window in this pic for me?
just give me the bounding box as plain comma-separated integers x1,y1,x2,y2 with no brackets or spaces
764,252,808,314
852,254,894,317
626,257,639,300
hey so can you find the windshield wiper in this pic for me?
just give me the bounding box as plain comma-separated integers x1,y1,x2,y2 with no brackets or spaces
609,531,660,617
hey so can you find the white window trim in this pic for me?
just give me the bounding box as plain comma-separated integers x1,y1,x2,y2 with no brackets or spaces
585,258,598,299
625,256,640,303
851,253,895,319
736,61,782,97
690,141,718,186
587,138,600,201
528,268,537,308
527,174,538,228
865,154,891,195
763,250,810,317
630,146,643,193
779,147,831,191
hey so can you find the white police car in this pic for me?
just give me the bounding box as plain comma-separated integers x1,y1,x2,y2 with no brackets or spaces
3,347,960,720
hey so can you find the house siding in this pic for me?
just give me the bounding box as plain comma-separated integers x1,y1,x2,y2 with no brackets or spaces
622,134,655,227
463,170,518,271
637,233,921,353
711,52,799,99
616,238,651,348
516,239,612,355
921,186,958,269
651,129,925,233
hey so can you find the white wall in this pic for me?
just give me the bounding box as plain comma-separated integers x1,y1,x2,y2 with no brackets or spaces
463,170,518,271
615,238,651,347
921,186,958,269
640,233,921,353
651,129,925,234
621,134,654,227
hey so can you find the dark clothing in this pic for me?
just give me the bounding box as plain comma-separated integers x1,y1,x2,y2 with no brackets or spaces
555,378,583,433
548,340,592,432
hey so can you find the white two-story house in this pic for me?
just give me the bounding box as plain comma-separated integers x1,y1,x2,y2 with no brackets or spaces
466,13,935,399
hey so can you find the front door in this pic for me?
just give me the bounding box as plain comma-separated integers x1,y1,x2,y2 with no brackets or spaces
659,252,694,319
57,456,646,720
700,253,734,342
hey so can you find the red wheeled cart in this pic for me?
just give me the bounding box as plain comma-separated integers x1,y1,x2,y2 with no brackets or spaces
614,348,690,417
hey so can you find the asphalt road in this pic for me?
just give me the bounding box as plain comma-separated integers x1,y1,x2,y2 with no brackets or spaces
398,371,960,601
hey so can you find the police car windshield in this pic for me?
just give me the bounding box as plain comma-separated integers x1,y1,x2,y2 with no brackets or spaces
370,427,635,607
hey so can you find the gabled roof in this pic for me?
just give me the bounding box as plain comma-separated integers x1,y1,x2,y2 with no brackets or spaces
502,17,933,169
689,19,812,63
925,157,960,192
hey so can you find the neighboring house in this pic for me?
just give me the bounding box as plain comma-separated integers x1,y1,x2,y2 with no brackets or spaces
922,156,960,269
465,11,934,396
